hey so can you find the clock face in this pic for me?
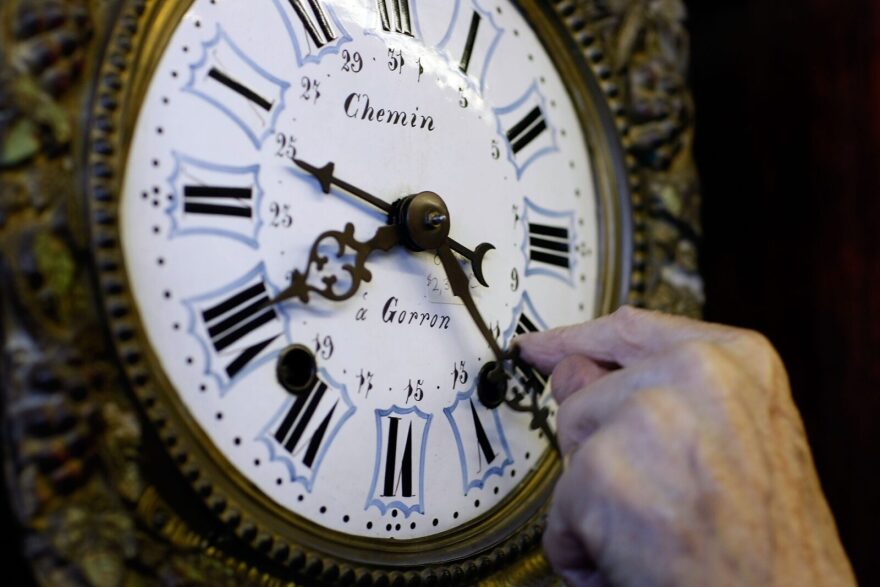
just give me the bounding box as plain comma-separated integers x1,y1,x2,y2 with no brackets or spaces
119,0,606,546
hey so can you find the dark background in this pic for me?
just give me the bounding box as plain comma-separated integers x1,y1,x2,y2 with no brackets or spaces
686,0,878,584
3,1,878,585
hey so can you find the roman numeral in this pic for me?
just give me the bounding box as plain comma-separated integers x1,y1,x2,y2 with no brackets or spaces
377,0,413,36
444,394,512,494
184,29,288,149
438,1,502,91
274,380,335,468
507,106,548,155
471,399,496,468
528,223,571,269
513,313,549,389
168,154,263,247
509,295,550,390
519,198,576,284
183,185,252,218
287,0,336,48
515,311,540,337
185,265,288,393
367,407,430,515
494,84,559,177
207,68,273,112
259,372,354,492
382,417,414,497
459,11,481,73
201,280,280,381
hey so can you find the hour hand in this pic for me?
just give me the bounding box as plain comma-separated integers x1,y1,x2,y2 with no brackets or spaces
295,158,494,286
268,223,399,306
294,159,392,213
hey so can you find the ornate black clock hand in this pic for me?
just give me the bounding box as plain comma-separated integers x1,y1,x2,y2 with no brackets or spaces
268,223,399,306
436,237,561,456
295,158,392,213
295,158,495,286
436,243,505,363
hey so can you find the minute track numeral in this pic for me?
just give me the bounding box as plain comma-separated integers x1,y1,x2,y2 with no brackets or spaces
377,0,413,36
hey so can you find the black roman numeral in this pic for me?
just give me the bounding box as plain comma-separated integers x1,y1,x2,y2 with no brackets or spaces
459,11,481,73
514,313,548,388
184,185,253,218
470,399,496,470
507,106,548,154
287,0,336,48
382,417,414,497
515,312,539,337
528,223,571,269
207,68,273,112
377,0,413,36
202,281,279,379
273,380,336,468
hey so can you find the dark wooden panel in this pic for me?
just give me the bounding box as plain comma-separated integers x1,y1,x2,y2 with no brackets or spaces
686,1,879,584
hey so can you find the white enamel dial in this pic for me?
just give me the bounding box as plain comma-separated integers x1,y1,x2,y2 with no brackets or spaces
120,0,602,540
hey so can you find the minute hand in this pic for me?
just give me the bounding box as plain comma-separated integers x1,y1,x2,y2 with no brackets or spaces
438,241,560,454
436,243,505,362
295,158,495,287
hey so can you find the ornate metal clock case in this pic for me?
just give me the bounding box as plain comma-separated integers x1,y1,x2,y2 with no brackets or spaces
0,0,702,585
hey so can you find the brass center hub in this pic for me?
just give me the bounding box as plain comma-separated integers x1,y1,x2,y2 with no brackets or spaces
397,191,451,251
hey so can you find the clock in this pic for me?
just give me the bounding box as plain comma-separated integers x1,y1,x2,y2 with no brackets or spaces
0,0,702,585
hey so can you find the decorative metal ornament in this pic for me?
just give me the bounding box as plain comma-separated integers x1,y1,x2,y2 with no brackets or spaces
0,0,702,585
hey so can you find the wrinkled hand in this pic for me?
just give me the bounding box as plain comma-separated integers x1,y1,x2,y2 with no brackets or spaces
517,307,855,587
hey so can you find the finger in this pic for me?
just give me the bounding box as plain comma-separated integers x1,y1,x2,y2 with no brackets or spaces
518,306,738,373
555,352,691,455
551,355,612,404
556,365,649,456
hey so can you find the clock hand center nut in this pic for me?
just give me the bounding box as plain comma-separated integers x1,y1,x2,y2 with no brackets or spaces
392,191,451,251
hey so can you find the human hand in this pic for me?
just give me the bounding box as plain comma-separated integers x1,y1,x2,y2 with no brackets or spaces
517,307,855,587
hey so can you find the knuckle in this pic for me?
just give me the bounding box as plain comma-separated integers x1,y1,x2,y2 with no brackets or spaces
724,329,787,390
670,340,729,385
674,341,745,406
622,388,687,433
611,305,651,350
